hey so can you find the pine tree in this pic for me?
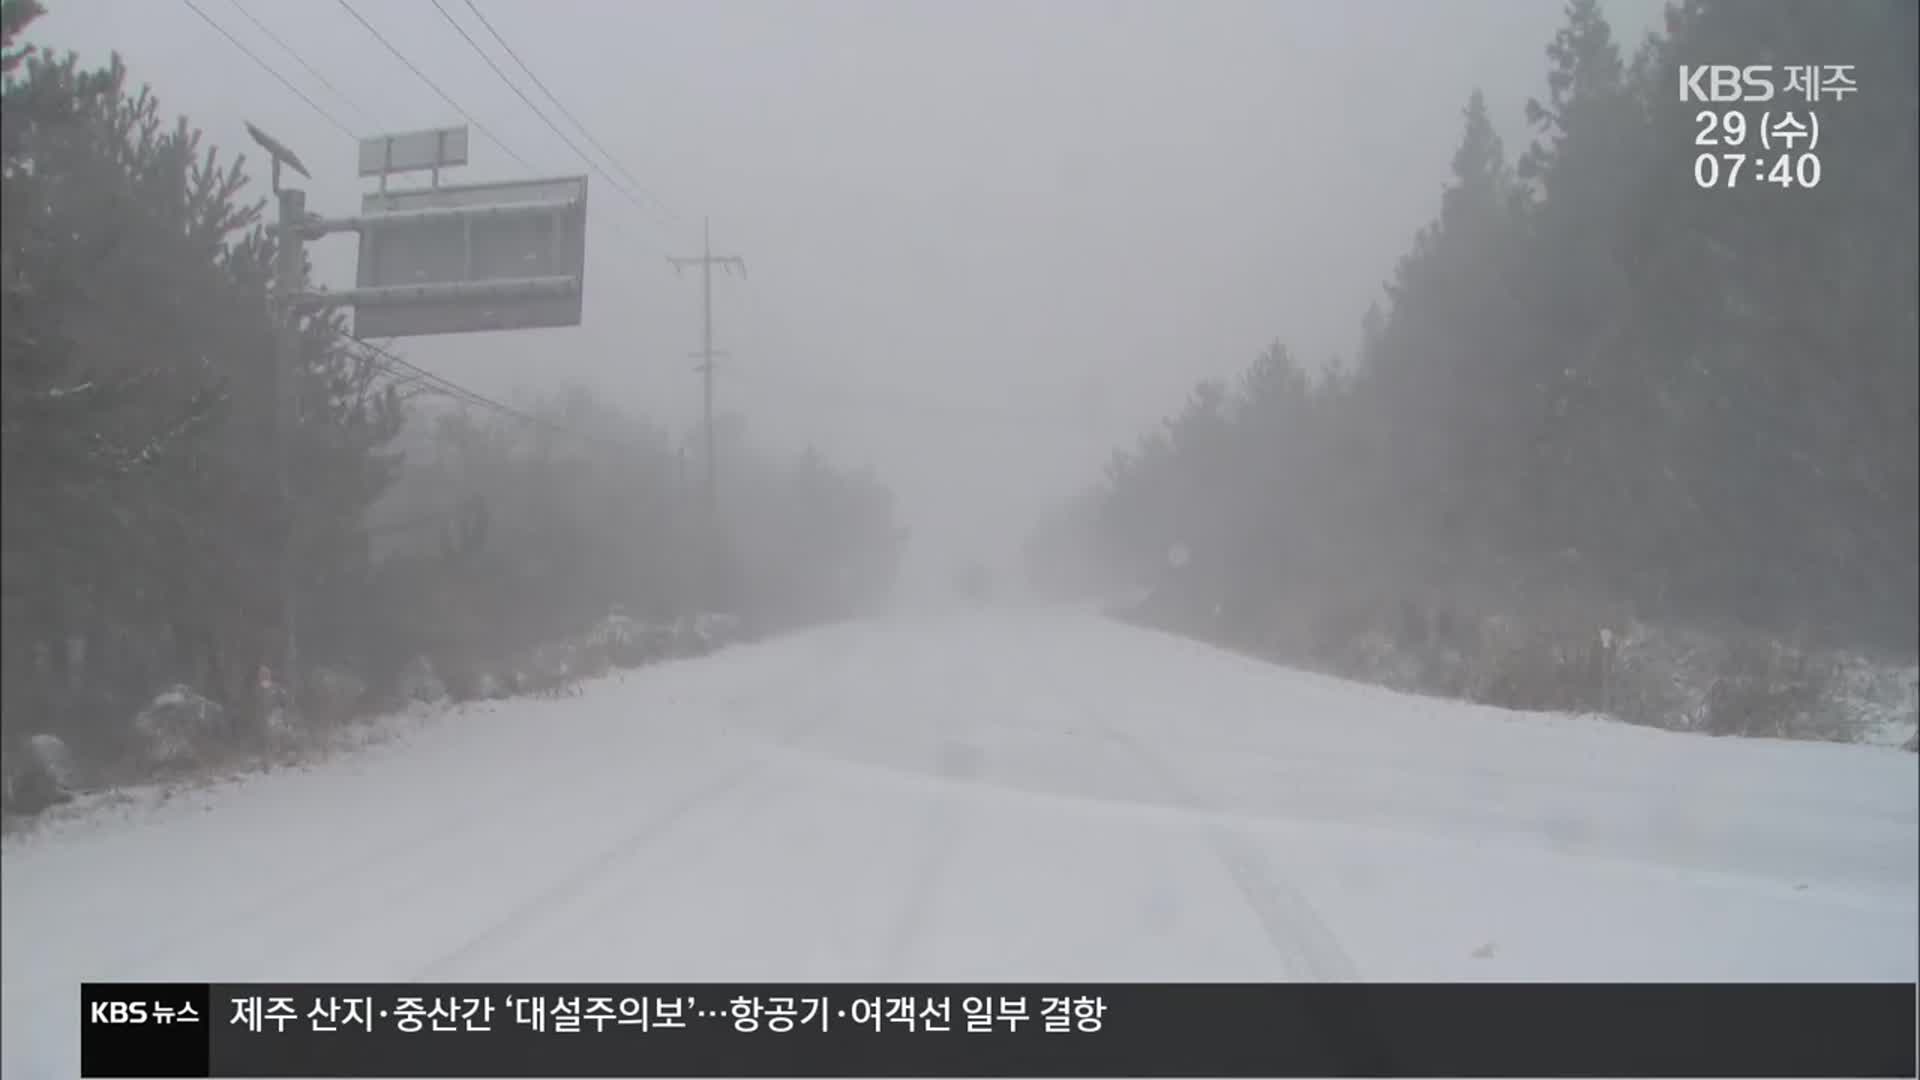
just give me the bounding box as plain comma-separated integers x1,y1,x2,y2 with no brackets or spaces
3,4,405,742
1088,0,1915,663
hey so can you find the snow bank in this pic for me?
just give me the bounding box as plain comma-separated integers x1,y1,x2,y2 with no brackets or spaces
5,609,777,835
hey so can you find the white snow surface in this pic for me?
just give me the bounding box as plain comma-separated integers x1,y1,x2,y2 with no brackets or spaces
4,611,1917,1076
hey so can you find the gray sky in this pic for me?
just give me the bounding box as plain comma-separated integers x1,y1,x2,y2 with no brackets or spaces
33,0,1662,596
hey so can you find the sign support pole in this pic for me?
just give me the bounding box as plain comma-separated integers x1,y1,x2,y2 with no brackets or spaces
239,119,590,709
273,185,307,711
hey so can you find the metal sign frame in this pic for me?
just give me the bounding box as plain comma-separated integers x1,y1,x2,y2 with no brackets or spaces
334,174,589,339
358,127,470,188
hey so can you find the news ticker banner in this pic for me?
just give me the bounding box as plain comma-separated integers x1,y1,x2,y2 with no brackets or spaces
84,982,1915,1078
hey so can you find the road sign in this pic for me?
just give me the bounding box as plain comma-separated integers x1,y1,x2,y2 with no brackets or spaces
358,127,470,179
350,175,588,339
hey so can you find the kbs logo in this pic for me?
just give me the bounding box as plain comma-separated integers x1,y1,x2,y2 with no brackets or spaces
1680,65,1776,103
90,1000,148,1023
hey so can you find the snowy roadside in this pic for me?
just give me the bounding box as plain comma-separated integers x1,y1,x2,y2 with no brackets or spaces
1,612,762,850
1108,597,1919,754
4,698,461,853
1829,654,1920,749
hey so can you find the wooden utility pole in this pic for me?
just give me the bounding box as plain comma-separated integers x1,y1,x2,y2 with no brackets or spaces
668,218,746,515
668,219,745,609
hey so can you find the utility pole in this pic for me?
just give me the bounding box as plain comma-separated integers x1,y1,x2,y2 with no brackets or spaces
668,218,746,515
668,218,745,609
673,442,690,617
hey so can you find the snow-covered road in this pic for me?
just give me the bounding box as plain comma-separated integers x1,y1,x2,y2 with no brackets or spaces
5,611,1917,1075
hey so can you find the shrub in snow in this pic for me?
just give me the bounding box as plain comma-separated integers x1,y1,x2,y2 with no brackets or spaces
536,640,584,684
1820,659,1920,748
585,613,641,652
671,615,714,658
585,620,677,669
1901,681,1919,752
1295,600,1624,716
262,698,304,750
305,666,368,726
695,612,744,647
596,615,660,669
442,658,517,703
565,632,612,681
1701,640,1835,740
28,733,80,792
1331,629,1426,693
1,734,81,815
132,685,226,768
639,623,679,661
1474,634,1568,712
438,660,487,703
501,655,535,695
506,641,585,697
1500,620,1900,743
1602,622,1722,729
1416,643,1480,701
472,669,510,700
395,656,448,705
1465,618,1612,715
1307,604,1375,672
3,748,69,816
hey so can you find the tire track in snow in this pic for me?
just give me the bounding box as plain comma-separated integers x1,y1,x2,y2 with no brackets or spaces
105,740,736,983
875,738,978,978
873,635,986,979
1008,621,1359,981
410,763,765,980
420,631,911,979
96,649,843,987
241,740,769,981
432,771,808,977
411,666,858,980
66,734,552,986
9,706,612,1007
1101,726,1361,982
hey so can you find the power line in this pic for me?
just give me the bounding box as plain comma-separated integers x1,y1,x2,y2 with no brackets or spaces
223,0,380,130
335,0,666,258
346,332,652,458
343,338,686,545
426,0,670,230
190,0,735,460
179,0,357,139
460,0,683,225
332,0,537,174
355,339,560,433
